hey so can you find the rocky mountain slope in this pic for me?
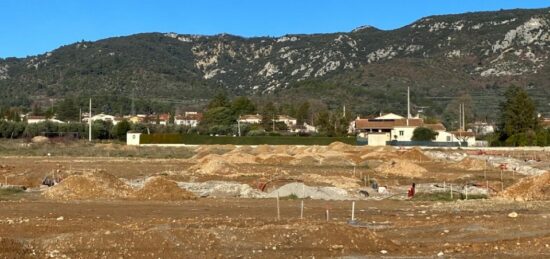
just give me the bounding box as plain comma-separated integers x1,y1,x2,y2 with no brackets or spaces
1,7,550,118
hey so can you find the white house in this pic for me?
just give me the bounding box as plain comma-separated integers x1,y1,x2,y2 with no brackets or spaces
26,116,65,124
275,115,297,127
26,116,47,124
354,113,476,146
175,112,202,127
238,114,262,124
84,113,118,125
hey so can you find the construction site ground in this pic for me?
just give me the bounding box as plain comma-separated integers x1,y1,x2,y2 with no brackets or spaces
0,141,548,258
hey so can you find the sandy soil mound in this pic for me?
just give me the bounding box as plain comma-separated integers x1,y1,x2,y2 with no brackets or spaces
271,145,293,155
375,159,427,178
361,149,398,160
31,136,49,143
399,148,430,161
196,153,257,164
253,145,272,154
300,174,360,189
451,157,488,171
290,154,322,166
190,159,238,175
132,176,196,201
256,153,295,164
320,155,355,167
43,171,132,200
327,141,356,152
500,172,550,201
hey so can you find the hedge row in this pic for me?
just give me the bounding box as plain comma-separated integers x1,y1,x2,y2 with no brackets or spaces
140,133,357,145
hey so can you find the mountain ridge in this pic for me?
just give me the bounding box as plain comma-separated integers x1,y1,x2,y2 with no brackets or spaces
1,7,550,119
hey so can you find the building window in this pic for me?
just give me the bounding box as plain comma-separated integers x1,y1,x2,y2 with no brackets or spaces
446,136,451,142
399,130,404,136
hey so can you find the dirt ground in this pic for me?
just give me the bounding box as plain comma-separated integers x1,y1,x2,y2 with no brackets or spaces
0,142,549,258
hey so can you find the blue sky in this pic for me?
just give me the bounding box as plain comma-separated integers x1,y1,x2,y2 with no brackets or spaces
1,0,549,58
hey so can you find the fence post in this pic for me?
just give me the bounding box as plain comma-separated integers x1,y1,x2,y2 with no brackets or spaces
351,201,356,221
300,200,304,220
276,192,280,221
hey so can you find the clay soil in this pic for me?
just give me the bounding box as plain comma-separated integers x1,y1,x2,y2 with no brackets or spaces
0,143,549,257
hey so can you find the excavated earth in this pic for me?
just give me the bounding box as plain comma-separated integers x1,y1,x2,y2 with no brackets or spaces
0,143,549,257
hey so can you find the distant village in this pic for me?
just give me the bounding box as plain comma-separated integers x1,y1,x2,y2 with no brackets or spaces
15,108,542,147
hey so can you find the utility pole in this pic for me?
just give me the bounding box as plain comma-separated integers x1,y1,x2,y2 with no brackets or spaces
237,115,241,137
464,103,466,131
458,104,462,131
131,88,136,116
407,86,410,126
272,114,276,132
88,98,92,142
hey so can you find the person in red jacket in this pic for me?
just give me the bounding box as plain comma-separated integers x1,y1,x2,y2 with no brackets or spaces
407,183,416,198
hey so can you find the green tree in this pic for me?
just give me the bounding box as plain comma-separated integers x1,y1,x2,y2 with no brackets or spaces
200,107,237,134
231,96,256,116
261,102,277,131
56,98,80,122
295,101,310,125
314,110,332,135
412,127,438,141
114,119,132,141
207,92,230,109
498,85,538,146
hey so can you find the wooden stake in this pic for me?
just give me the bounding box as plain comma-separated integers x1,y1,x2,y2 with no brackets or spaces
351,201,356,221
443,181,446,192
300,200,304,220
276,192,280,221
450,184,453,199
465,186,468,200
353,166,356,177
326,209,329,222
500,169,504,192
367,174,370,186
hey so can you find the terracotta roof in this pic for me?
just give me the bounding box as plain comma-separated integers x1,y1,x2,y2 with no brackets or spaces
542,119,550,128
355,118,423,129
424,123,446,131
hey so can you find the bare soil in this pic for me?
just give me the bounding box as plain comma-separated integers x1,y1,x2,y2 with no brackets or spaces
0,143,549,257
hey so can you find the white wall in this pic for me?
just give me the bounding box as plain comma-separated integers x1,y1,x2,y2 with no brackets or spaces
127,133,141,146
368,133,390,146
390,127,415,141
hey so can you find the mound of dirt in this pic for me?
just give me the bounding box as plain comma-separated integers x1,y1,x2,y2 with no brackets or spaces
197,152,257,164
361,150,398,161
327,141,356,152
399,148,430,161
451,157,488,171
253,145,272,155
42,171,132,200
132,176,196,201
190,159,238,175
256,154,295,164
289,154,321,166
300,174,360,189
320,155,355,167
500,172,550,201
31,136,49,143
374,159,427,178
271,145,293,155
